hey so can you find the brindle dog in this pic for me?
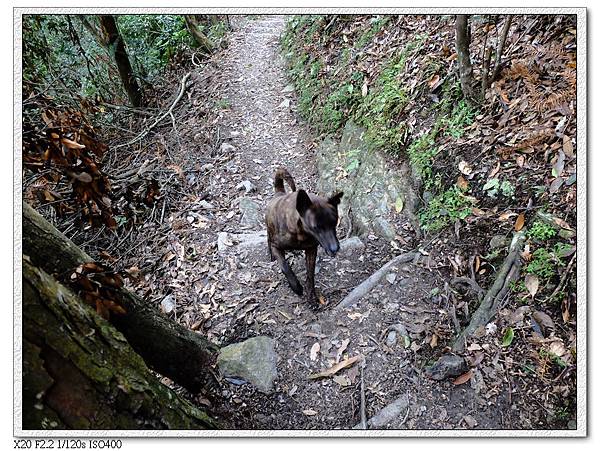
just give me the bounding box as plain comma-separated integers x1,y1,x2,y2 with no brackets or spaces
265,168,343,304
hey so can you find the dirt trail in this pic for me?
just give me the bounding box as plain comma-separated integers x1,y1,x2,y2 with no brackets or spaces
166,16,514,430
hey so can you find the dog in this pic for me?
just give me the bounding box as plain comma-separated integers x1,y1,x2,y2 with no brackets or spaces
265,168,343,304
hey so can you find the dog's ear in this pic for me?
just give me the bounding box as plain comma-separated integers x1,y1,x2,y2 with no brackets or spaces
328,192,344,207
296,189,312,217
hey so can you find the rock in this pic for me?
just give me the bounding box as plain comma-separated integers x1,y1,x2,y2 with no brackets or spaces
559,229,576,239
217,232,234,253
197,199,215,210
426,354,468,381
281,84,295,93
338,236,365,255
200,163,214,171
316,121,419,240
217,231,267,254
220,142,237,153
489,234,508,250
386,272,397,284
386,330,397,347
239,197,262,228
217,336,278,394
160,294,175,314
278,99,291,109
236,180,256,193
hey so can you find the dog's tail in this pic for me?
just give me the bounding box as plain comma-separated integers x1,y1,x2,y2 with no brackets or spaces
274,168,296,194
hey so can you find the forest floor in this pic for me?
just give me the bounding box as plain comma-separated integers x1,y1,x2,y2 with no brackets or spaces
41,15,576,431
112,15,555,430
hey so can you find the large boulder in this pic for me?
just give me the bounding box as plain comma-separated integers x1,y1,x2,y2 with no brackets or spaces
217,336,278,394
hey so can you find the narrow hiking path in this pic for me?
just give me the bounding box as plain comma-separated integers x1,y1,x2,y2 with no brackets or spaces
153,15,517,430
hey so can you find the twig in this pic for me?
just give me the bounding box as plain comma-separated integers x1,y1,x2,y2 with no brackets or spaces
550,253,576,300
359,359,367,430
113,72,192,150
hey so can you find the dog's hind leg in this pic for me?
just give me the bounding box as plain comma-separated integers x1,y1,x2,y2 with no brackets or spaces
304,247,318,304
271,247,303,296
267,228,275,261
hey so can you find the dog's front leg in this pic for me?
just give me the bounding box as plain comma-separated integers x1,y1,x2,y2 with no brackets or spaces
271,246,303,296
305,247,318,303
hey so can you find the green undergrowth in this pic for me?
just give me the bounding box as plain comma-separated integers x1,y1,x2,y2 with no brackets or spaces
282,15,477,233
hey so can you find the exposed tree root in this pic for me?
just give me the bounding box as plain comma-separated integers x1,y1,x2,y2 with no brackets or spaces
452,231,526,353
334,251,418,311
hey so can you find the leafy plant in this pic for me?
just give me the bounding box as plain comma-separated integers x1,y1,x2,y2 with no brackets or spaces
526,248,563,280
528,221,558,241
418,186,474,232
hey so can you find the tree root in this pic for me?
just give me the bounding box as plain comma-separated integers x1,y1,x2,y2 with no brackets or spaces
334,251,417,311
452,231,526,353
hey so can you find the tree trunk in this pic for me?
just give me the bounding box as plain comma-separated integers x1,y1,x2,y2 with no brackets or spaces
455,15,477,103
22,259,220,429
23,203,219,393
98,15,143,107
184,15,214,53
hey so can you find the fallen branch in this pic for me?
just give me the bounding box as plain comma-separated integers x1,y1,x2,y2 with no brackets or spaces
452,231,525,353
334,252,417,310
113,72,192,150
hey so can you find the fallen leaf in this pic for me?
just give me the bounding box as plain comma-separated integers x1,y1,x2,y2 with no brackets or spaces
430,334,438,348
336,338,350,363
561,299,571,323
552,216,573,230
514,213,525,231
489,161,501,178
333,375,351,387
310,342,320,361
361,81,368,97
453,370,473,385
563,135,574,158
458,160,473,176
524,274,539,298
552,150,565,177
395,197,404,213
501,327,515,347
457,176,469,190
428,74,440,89
532,311,554,332
308,355,361,379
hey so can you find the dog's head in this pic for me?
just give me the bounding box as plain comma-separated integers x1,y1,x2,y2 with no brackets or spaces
296,190,344,257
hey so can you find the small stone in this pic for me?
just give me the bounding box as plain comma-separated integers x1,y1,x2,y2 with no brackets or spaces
239,197,262,228
281,84,295,93
220,142,237,153
489,235,508,250
200,163,214,171
278,99,291,109
197,199,215,210
160,294,175,314
463,415,478,428
386,330,397,347
426,354,468,381
338,236,365,255
236,180,256,193
386,272,397,284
